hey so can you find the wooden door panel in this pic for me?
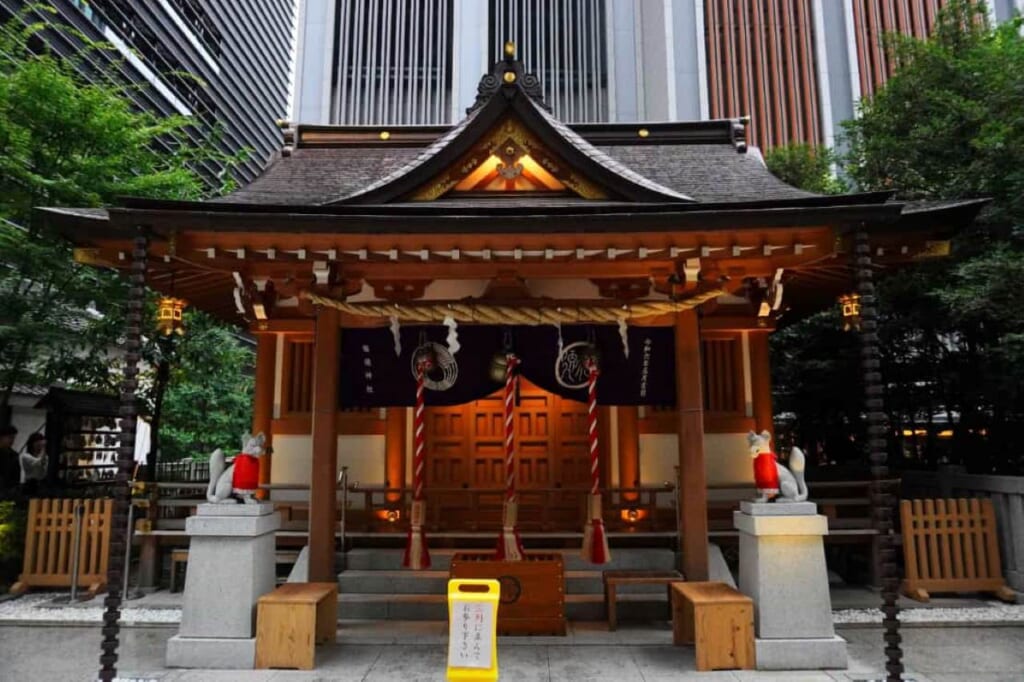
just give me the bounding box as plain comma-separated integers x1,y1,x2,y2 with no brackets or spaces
424,379,596,530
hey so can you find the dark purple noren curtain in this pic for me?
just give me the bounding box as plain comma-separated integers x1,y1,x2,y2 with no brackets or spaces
339,324,677,407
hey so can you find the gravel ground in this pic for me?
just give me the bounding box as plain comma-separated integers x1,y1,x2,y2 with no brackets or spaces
0,592,180,624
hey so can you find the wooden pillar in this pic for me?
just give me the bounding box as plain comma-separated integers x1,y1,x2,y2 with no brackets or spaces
385,407,407,502
309,307,339,582
675,309,709,581
616,406,640,502
253,333,277,500
748,331,774,438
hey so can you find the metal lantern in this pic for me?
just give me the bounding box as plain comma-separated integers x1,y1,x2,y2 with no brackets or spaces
839,293,862,332
156,297,187,336
489,351,509,383
579,342,600,370
412,344,438,372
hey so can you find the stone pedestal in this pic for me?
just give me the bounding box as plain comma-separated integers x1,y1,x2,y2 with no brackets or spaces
735,502,847,670
166,503,280,669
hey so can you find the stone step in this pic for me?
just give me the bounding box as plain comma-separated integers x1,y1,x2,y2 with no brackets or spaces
343,548,676,572
335,569,674,596
336,592,670,622
338,570,449,594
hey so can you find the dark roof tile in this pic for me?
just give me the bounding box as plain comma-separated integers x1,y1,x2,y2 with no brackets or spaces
596,144,817,203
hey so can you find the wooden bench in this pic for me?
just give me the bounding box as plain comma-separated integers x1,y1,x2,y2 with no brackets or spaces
169,549,301,592
602,569,683,631
671,581,754,672
255,582,338,670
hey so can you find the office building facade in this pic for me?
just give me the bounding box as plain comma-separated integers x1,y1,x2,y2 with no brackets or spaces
295,0,1023,151
0,0,297,183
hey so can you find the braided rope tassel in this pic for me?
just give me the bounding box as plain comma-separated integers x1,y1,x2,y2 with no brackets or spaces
402,360,431,569
495,354,524,561
581,360,610,564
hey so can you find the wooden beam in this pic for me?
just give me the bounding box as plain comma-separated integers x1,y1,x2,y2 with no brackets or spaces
385,407,407,503
748,331,774,438
309,306,340,582
616,406,640,502
252,334,277,501
675,309,709,581
250,319,316,334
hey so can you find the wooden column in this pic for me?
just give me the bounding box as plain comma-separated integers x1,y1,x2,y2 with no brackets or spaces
675,309,709,581
616,406,640,502
309,307,339,582
385,407,407,502
748,331,775,437
252,333,277,500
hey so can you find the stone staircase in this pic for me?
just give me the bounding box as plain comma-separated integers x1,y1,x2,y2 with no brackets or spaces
337,547,677,622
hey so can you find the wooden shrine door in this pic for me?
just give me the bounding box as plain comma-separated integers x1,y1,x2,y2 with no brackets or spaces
424,379,603,530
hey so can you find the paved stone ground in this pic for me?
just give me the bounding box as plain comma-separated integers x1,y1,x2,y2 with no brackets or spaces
1,621,1022,682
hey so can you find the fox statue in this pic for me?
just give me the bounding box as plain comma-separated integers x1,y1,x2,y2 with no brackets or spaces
206,432,266,504
747,430,808,503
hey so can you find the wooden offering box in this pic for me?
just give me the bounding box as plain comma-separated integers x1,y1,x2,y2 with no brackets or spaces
449,552,566,636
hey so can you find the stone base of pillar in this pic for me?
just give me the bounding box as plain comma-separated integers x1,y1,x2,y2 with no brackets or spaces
755,636,848,670
166,503,280,669
166,635,256,669
735,502,847,671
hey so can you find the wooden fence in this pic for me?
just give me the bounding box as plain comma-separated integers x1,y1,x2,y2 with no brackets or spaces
900,498,1015,602
9,498,113,597
903,469,1024,592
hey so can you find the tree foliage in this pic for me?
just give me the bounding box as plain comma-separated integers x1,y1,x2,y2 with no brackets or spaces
0,9,252,463
151,312,254,461
764,144,848,195
774,1,1024,474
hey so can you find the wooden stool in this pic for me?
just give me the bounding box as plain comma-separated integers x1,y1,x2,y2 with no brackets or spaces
602,570,683,631
255,582,338,670
169,549,189,592
671,581,754,671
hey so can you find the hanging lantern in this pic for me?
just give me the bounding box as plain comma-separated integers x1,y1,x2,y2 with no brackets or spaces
156,297,187,336
488,351,508,383
839,293,862,332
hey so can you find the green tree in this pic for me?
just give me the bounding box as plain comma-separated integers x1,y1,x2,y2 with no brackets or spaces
150,311,255,463
764,143,848,195
776,0,1024,474
0,9,253,463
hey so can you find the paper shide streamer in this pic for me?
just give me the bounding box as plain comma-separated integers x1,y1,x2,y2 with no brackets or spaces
390,315,401,357
443,315,460,355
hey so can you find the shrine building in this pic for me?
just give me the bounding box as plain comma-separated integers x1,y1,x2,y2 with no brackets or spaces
42,49,983,584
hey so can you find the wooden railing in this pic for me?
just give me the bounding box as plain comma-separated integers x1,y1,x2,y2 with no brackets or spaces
344,484,678,533
156,460,210,483
903,469,1024,592
10,498,113,597
900,498,1015,602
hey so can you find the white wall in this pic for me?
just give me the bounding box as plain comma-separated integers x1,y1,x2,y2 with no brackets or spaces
640,432,753,488
270,433,385,505
7,395,45,453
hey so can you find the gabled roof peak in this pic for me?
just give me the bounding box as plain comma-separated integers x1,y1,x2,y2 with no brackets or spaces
466,41,551,116
331,45,695,205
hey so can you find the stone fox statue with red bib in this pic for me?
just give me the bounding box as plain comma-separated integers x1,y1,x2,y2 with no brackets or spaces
206,432,265,504
747,430,808,503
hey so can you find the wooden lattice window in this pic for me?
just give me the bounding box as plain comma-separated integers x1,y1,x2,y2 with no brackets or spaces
701,334,745,416
283,337,314,415
277,335,384,435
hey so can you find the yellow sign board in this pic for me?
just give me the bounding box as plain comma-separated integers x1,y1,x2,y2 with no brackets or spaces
446,579,500,681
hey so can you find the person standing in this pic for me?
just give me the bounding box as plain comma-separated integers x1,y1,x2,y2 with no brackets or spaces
0,425,20,497
19,433,48,495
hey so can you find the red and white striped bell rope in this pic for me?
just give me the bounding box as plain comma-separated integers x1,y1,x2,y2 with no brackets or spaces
581,358,611,564
402,358,431,569
495,354,525,561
